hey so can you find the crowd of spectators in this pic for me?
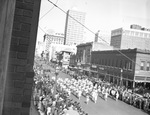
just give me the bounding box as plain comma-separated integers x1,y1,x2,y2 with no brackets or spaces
33,62,87,115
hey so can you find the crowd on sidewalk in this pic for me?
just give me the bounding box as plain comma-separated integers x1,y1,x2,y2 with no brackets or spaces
33,62,88,115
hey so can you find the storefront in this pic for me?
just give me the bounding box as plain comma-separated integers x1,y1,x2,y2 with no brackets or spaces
134,76,150,89
90,65,98,78
97,65,107,80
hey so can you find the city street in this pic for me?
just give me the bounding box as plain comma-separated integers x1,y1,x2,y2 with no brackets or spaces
57,71,149,115
30,64,149,115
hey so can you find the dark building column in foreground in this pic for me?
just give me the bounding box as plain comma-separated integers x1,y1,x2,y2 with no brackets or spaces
0,0,41,115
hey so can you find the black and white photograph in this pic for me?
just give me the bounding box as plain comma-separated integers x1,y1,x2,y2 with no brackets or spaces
0,0,150,115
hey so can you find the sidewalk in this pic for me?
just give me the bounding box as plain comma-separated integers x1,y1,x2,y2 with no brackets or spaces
30,64,55,115
30,99,40,115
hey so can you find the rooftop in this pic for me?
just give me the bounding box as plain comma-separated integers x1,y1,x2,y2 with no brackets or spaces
92,48,150,54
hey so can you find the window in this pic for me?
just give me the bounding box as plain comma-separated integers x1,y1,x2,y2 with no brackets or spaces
148,34,150,38
120,60,123,68
131,31,134,36
125,30,129,35
99,59,102,65
140,61,145,70
124,60,128,69
127,61,132,70
147,62,150,71
116,60,118,67
135,32,139,36
112,59,114,66
130,61,132,70
102,59,104,65
104,59,107,65
108,59,111,66
140,33,143,37
144,33,147,38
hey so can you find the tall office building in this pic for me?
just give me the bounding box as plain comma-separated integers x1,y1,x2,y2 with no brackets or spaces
110,25,150,50
64,10,86,45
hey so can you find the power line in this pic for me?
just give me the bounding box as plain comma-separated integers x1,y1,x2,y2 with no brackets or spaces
39,0,59,21
47,0,141,68
38,26,47,34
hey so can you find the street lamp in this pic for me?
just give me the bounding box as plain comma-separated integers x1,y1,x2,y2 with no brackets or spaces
120,69,123,87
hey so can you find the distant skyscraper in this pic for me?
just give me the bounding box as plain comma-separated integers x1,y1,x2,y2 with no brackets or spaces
110,25,150,50
64,10,86,45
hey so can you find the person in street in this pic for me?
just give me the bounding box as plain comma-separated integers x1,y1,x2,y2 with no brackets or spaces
47,105,51,115
86,94,90,104
104,89,108,101
115,91,119,101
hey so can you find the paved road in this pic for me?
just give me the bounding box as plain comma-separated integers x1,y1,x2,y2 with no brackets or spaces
58,71,149,115
30,64,149,115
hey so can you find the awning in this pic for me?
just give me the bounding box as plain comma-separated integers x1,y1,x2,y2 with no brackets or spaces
134,76,150,83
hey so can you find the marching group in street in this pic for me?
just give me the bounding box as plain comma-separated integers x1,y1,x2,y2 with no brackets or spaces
64,70,150,113
32,59,150,115
33,62,89,115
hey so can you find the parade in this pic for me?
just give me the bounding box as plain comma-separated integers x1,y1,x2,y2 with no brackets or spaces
32,57,150,115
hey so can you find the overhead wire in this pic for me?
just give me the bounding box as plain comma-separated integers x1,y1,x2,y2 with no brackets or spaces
47,0,142,68
38,0,59,36
39,0,59,21
38,26,47,34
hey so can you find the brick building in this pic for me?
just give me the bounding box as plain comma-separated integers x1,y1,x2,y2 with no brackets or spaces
76,42,113,66
0,0,41,115
91,48,150,88
75,42,113,76
110,26,150,50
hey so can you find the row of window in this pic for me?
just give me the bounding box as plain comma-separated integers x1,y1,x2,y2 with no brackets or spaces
91,58,150,71
125,31,150,38
92,58,133,70
140,61,150,71
111,30,150,38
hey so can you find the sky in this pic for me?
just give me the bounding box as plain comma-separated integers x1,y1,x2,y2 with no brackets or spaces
37,0,150,43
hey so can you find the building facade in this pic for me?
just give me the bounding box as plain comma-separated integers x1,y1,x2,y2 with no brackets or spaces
76,42,113,65
73,42,113,77
110,25,150,50
64,10,86,45
43,33,64,53
91,48,150,88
